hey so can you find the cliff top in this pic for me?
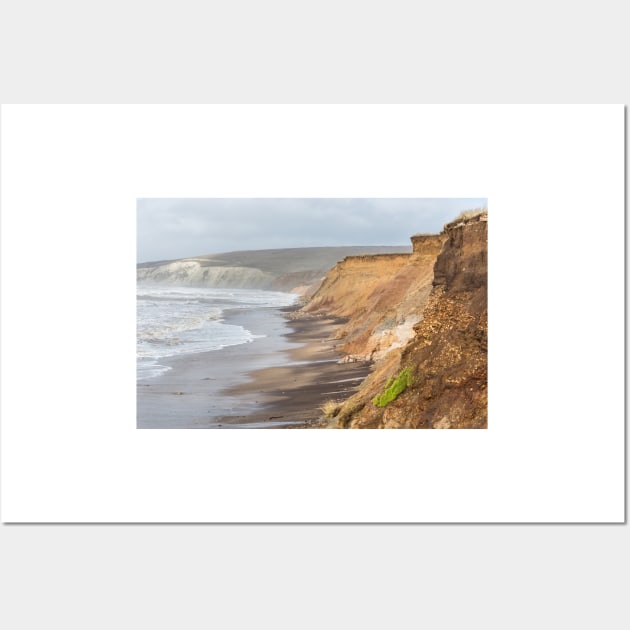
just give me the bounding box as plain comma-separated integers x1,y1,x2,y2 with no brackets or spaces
444,208,488,230
341,253,412,263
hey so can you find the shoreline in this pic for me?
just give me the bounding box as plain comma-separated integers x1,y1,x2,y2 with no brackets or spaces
137,305,371,429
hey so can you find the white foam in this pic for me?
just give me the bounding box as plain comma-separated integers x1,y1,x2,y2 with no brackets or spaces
136,286,297,380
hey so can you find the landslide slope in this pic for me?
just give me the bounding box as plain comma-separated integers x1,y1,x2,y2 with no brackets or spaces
298,235,446,361
137,246,410,293
337,211,488,429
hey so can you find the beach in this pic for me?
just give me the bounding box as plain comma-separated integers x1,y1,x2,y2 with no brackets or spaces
137,306,371,428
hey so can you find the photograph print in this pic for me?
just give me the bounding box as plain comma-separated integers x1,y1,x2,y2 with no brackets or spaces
137,198,488,429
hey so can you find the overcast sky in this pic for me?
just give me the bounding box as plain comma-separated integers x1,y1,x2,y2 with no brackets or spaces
137,198,487,263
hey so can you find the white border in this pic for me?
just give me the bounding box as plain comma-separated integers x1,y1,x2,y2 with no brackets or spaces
1,104,624,522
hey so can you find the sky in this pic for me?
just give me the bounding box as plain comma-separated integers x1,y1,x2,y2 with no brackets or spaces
137,198,487,263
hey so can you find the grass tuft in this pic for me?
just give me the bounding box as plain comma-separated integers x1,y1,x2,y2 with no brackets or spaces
372,368,413,408
445,208,487,229
336,401,365,427
321,400,341,419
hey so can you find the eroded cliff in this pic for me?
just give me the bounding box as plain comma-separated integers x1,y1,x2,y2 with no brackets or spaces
297,235,446,362
306,210,487,429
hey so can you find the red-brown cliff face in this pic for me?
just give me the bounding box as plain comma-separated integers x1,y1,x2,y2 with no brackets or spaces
330,211,488,429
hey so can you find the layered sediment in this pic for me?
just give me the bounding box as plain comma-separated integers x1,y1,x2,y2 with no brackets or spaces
297,235,446,363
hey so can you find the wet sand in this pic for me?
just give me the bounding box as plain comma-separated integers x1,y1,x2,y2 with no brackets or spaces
137,306,371,429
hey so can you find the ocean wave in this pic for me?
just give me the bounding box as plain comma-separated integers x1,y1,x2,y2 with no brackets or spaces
136,286,290,376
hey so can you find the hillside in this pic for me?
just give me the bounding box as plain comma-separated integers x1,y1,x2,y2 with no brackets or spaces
298,210,488,429
137,246,411,293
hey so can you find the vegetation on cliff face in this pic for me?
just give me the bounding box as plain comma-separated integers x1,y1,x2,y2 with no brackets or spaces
372,368,413,407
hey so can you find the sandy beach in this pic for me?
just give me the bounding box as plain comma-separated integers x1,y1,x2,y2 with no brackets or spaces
137,306,371,428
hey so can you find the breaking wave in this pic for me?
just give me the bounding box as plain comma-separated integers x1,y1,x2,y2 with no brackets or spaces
137,286,297,380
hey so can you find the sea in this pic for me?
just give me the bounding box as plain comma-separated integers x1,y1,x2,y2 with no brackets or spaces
137,285,298,380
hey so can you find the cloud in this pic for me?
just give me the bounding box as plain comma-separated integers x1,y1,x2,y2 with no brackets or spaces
137,198,487,262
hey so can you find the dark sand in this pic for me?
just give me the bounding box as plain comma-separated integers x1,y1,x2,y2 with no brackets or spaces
137,306,371,429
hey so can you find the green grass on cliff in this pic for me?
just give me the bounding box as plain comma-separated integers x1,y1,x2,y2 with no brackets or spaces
372,368,413,408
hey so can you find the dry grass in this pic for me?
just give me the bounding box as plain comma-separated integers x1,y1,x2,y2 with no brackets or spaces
335,400,366,428
446,208,487,228
321,400,342,419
